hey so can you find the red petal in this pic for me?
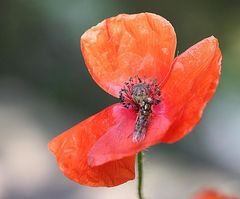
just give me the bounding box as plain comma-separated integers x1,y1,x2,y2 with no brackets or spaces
161,36,222,143
88,104,170,166
48,104,135,187
192,189,238,199
81,13,176,97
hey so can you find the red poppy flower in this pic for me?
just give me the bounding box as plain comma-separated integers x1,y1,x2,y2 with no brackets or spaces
49,13,222,187
192,189,238,199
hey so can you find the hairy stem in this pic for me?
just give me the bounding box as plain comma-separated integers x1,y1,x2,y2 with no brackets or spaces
137,151,144,199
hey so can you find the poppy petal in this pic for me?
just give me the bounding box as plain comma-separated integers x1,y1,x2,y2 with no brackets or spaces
192,189,238,199
48,104,135,187
88,104,170,166
161,36,222,143
81,12,176,97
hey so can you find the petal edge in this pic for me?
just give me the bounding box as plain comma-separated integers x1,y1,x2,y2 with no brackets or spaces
161,36,222,143
81,12,176,97
49,104,136,187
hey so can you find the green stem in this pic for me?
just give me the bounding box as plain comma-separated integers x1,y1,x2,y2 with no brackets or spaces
137,151,144,199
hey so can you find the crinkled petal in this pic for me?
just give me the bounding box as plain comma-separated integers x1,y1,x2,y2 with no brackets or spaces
161,36,222,143
81,12,176,97
88,104,170,166
48,104,135,187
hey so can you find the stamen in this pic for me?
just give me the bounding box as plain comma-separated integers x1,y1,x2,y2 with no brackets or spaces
119,76,161,143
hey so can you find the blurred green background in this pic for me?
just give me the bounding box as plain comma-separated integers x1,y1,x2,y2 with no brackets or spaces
1,0,240,199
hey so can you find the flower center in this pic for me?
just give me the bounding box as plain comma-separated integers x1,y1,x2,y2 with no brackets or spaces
119,76,161,143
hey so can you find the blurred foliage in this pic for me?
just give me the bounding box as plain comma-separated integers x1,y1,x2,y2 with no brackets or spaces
1,0,240,115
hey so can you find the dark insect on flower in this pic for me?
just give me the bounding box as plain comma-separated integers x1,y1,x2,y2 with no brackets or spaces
119,76,161,142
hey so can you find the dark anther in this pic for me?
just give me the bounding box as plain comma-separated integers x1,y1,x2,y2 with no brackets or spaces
119,76,161,143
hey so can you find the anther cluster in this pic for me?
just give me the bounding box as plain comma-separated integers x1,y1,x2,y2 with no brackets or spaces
119,76,161,143
119,76,161,111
